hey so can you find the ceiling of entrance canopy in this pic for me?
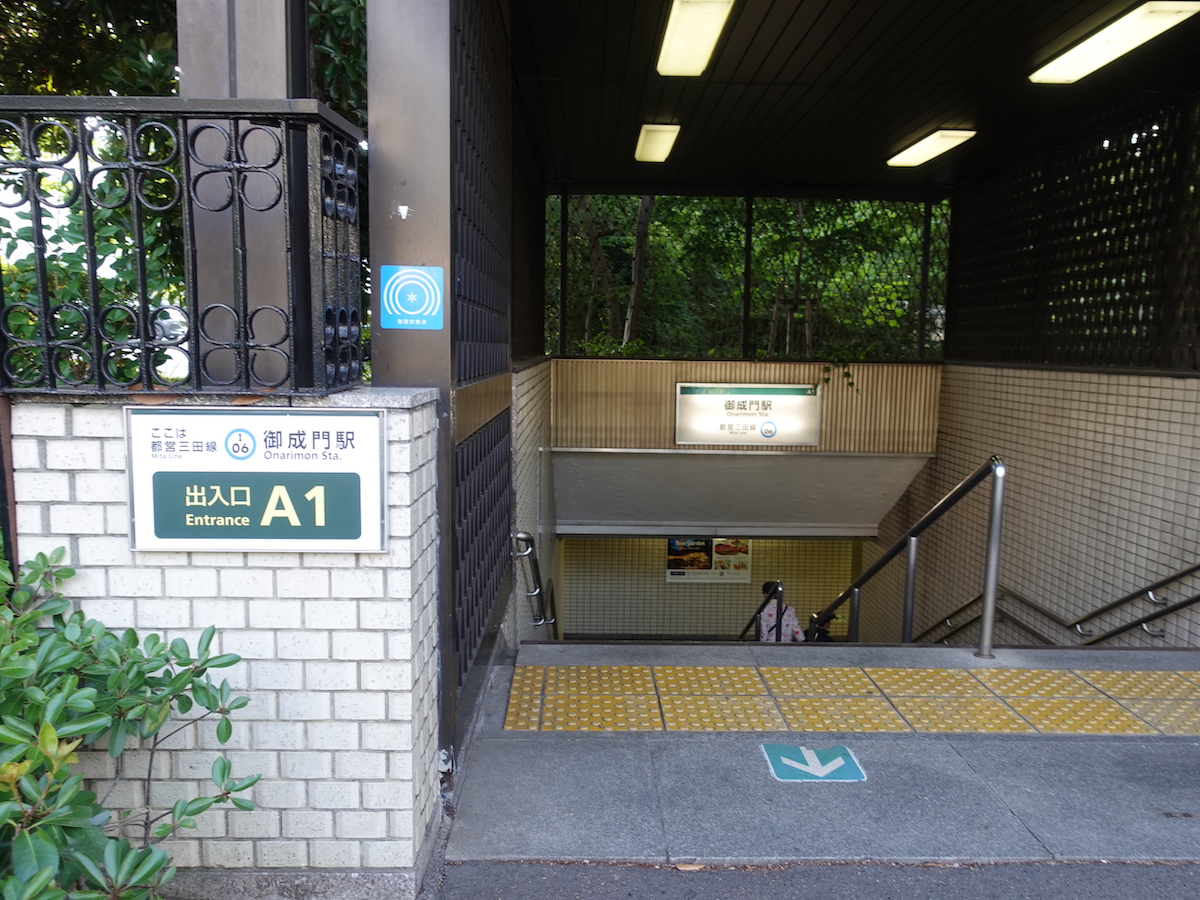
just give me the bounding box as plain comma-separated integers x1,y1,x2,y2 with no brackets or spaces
509,0,1200,197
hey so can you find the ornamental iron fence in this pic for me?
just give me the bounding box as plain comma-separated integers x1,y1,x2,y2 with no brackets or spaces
0,97,364,395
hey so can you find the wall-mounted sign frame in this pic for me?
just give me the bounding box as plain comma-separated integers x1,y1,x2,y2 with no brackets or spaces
666,537,752,582
126,407,386,552
675,383,819,446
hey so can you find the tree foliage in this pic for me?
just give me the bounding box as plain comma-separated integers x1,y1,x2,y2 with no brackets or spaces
0,0,368,114
0,550,257,900
0,1,177,96
549,194,949,361
309,0,367,130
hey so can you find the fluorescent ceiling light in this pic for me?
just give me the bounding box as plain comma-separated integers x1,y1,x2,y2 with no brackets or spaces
886,129,976,167
635,124,681,162
1030,1,1200,84
657,0,735,76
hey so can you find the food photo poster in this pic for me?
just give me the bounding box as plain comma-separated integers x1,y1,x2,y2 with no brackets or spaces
666,537,752,582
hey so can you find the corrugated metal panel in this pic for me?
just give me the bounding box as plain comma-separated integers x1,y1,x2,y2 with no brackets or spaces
551,359,940,453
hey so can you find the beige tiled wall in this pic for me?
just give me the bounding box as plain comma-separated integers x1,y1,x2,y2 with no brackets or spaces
559,537,857,639
502,360,558,647
868,366,1200,648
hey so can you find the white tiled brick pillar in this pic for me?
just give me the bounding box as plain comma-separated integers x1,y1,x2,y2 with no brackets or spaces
9,388,441,898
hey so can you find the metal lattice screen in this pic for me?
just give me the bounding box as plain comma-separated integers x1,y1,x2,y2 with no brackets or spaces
452,0,512,385
947,93,1200,371
452,411,511,691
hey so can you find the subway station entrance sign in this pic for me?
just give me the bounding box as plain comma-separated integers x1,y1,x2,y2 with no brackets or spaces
675,383,820,446
126,407,386,552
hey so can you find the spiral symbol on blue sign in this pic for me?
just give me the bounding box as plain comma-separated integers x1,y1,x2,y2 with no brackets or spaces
382,267,443,319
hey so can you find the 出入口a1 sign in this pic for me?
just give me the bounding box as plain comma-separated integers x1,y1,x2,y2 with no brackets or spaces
675,383,820,446
126,407,386,552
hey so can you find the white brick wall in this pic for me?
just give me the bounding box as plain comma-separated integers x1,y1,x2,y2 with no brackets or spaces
9,388,441,872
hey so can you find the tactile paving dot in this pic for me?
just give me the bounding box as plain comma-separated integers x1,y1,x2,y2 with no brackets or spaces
1075,670,1200,700
1122,700,1200,734
762,666,881,696
660,696,786,731
653,666,767,696
865,668,991,697
544,665,655,694
510,665,546,696
503,694,543,730
891,697,1035,733
541,694,663,731
1007,697,1157,734
776,697,910,732
970,668,1103,698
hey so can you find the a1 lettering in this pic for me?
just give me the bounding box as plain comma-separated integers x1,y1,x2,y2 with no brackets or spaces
259,484,328,527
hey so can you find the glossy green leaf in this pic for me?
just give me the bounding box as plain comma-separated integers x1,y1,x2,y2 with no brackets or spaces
12,831,59,882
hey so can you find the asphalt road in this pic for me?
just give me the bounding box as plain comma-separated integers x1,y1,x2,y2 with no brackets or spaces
419,860,1200,900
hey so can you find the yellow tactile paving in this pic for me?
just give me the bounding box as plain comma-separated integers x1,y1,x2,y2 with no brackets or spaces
510,665,545,696
504,693,543,730
1076,670,1200,700
1121,700,1200,734
544,665,655,694
1007,697,1157,734
541,694,663,731
660,696,786,731
653,666,767,695
864,668,992,697
761,666,882,696
511,665,1200,734
971,668,1104,699
776,697,911,732
891,697,1036,733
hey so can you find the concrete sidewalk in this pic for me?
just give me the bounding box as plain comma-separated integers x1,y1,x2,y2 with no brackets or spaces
421,644,1200,897
446,644,1200,863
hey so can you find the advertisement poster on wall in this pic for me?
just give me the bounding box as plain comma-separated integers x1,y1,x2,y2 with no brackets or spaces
666,538,752,582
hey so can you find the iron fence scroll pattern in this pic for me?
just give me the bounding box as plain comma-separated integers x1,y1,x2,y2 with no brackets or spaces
0,98,364,395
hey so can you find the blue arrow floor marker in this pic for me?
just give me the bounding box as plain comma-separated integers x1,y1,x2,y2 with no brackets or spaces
761,743,866,782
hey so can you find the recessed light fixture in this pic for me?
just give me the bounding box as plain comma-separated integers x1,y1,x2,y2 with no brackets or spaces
886,129,976,167
657,0,736,76
1030,1,1200,84
635,124,681,162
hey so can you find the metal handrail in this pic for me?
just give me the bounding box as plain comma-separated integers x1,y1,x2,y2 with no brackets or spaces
513,532,555,626
809,456,1007,658
1070,561,1200,628
738,580,787,641
1081,591,1200,645
914,584,1068,643
935,609,1056,646
916,564,1200,645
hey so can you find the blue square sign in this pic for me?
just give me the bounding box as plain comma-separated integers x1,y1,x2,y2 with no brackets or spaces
380,265,444,330
761,743,866,782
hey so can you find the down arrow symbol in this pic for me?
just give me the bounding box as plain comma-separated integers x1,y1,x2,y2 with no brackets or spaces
779,746,845,778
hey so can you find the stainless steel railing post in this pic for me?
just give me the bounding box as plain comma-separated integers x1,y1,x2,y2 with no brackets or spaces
975,460,1007,658
902,536,919,642
848,587,861,643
